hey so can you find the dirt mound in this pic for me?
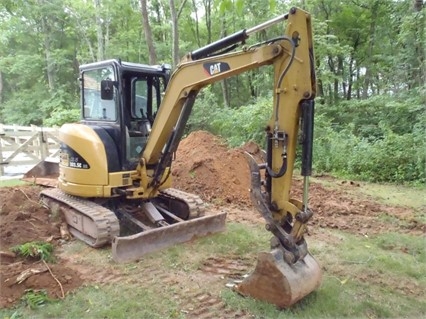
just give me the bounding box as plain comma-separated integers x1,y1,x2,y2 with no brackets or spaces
173,131,424,236
0,186,83,308
172,131,261,206
292,180,424,236
0,187,58,249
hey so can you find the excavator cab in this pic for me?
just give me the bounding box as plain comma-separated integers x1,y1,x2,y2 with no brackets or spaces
79,60,171,170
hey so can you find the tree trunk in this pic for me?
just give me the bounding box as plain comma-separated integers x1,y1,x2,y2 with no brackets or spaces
169,0,179,68
191,0,201,47
220,19,230,107
248,72,256,98
0,71,3,104
338,55,345,99
412,0,425,88
41,23,54,89
327,55,336,103
140,0,157,65
347,56,354,100
203,0,212,43
94,0,104,61
356,67,361,99
362,1,379,99
37,0,55,90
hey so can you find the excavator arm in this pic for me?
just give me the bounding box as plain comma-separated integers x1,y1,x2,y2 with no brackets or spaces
140,7,314,194
140,5,317,262
134,7,321,307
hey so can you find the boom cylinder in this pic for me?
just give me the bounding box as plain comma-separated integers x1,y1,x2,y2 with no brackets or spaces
190,30,248,60
301,99,315,211
301,100,315,177
190,11,290,61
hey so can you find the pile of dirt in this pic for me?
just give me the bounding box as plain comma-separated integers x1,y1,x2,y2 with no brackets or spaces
292,180,424,236
173,131,424,236
172,131,261,206
0,186,83,308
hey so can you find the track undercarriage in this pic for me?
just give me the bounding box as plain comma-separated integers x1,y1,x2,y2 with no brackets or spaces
40,187,226,262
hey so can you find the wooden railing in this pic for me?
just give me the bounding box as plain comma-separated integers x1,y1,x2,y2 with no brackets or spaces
0,124,60,176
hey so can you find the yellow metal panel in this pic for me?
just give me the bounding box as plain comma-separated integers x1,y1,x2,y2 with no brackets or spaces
58,179,104,197
108,171,136,187
59,124,108,186
268,9,314,217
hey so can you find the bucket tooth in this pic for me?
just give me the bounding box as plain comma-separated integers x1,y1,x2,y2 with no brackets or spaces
235,249,322,308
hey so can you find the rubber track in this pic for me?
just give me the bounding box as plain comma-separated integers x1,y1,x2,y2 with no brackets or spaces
159,188,206,219
40,188,120,248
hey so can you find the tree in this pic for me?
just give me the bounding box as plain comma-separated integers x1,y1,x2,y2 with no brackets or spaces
141,0,157,64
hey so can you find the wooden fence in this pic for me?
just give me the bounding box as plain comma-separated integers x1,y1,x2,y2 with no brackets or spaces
0,124,60,177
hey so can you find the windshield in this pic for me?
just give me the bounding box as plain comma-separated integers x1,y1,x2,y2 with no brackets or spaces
82,67,117,121
133,80,148,119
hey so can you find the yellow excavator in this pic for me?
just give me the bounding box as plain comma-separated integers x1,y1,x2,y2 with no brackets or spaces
24,7,321,308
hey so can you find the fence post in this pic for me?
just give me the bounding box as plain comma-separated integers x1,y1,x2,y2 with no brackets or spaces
40,128,48,160
13,124,19,145
31,124,40,159
0,124,4,176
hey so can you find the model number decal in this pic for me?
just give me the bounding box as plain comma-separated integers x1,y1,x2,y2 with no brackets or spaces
60,143,90,169
203,62,230,76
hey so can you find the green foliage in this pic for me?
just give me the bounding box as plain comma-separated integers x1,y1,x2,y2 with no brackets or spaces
0,179,28,187
314,93,425,183
21,290,53,310
11,241,54,262
318,93,425,139
189,94,271,147
189,92,425,183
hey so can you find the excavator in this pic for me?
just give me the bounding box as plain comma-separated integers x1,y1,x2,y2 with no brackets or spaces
24,7,321,308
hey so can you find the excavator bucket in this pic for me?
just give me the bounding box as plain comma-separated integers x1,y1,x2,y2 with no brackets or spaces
112,212,227,263
22,160,59,187
235,248,322,308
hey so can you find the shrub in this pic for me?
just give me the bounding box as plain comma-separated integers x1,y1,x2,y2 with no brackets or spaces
188,93,425,184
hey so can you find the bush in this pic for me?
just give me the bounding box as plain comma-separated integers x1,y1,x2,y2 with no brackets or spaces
188,93,426,184
314,116,425,183
188,94,271,147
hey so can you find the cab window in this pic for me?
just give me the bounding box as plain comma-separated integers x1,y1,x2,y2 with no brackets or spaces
82,67,117,121
132,80,148,119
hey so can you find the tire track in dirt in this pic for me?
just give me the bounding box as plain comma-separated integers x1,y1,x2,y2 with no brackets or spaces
179,290,251,319
177,256,254,319
61,251,255,318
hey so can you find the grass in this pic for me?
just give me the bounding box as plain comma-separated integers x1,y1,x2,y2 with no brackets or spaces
20,290,53,310
0,178,28,187
311,176,426,211
359,183,426,209
12,241,54,262
2,222,425,319
221,277,424,318
3,285,183,319
1,181,425,319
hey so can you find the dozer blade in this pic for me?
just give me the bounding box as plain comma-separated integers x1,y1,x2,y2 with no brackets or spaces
22,160,59,187
112,212,227,263
235,249,322,308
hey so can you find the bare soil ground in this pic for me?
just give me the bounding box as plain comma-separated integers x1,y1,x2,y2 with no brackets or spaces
0,130,424,312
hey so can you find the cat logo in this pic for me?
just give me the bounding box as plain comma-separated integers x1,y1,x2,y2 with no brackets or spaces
203,62,230,76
